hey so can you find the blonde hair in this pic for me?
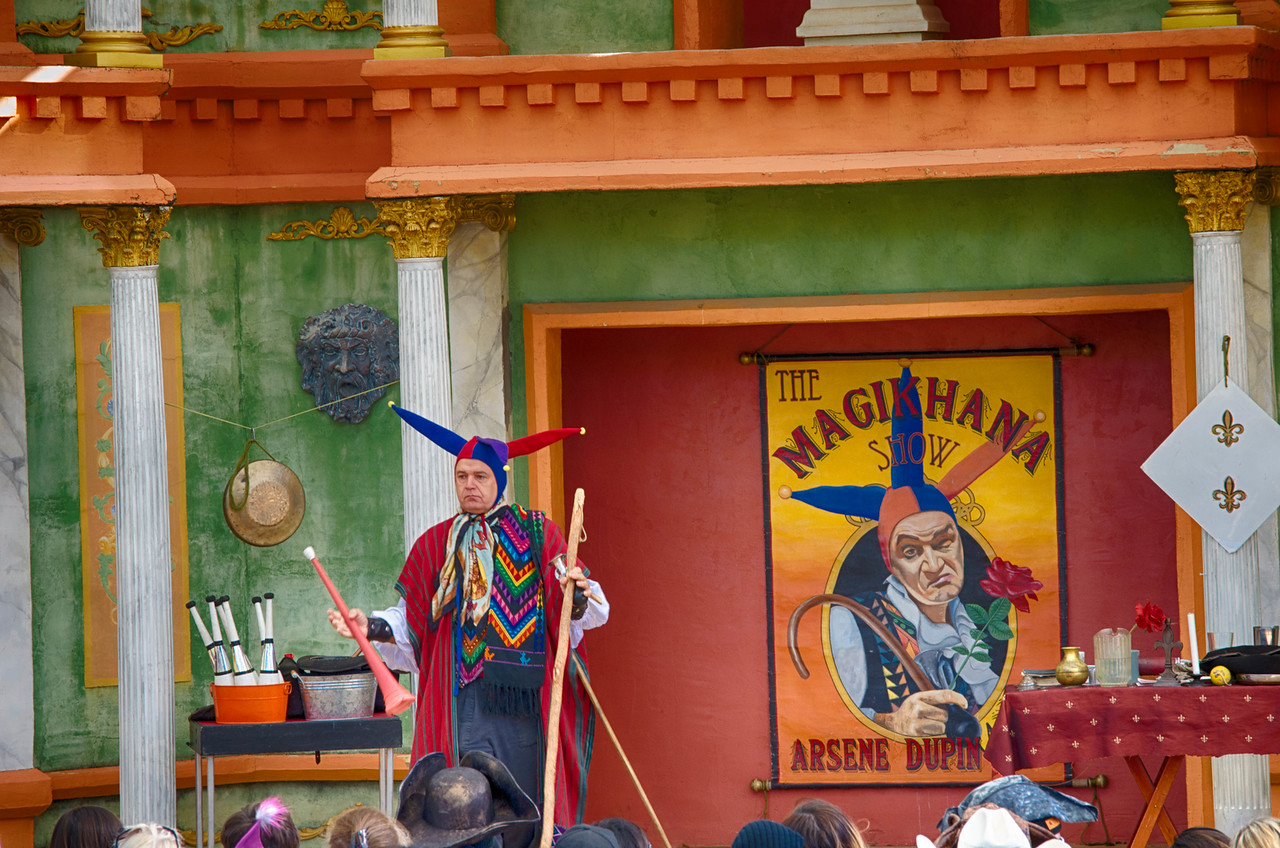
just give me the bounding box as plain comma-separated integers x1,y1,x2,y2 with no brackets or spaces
782,800,868,848
1233,819,1280,848
328,807,410,848
116,824,181,848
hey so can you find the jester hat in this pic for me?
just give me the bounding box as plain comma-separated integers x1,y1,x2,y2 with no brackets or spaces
786,366,1034,567
390,402,583,500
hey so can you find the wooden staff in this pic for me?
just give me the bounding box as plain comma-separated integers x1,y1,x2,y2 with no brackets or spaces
539,488,586,848
570,653,672,848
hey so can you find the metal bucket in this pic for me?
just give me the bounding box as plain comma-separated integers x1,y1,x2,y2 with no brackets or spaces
297,672,377,720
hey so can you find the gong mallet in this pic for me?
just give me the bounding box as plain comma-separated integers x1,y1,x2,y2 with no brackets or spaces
302,545,414,715
570,652,672,848
539,488,586,848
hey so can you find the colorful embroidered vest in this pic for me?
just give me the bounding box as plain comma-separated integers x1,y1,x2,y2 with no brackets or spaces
455,505,546,715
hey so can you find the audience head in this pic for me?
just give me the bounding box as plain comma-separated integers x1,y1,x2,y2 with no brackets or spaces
1234,819,1280,848
50,806,123,848
114,824,180,848
594,819,650,848
556,826,621,848
221,798,300,848
732,821,805,848
783,800,867,848
329,807,410,848
1174,828,1230,848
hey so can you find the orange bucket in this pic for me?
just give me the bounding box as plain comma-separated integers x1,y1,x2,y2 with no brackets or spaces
210,682,291,724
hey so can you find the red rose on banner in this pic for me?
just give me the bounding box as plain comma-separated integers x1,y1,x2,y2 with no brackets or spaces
1134,601,1166,633
980,556,1044,614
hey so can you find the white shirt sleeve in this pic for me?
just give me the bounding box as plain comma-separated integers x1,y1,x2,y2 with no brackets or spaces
370,598,418,675
569,578,608,649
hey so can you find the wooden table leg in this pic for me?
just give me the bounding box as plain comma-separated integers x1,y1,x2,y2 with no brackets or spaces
1124,756,1181,844
1126,755,1184,848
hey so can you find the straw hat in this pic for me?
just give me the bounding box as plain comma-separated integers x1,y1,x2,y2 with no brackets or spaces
223,458,305,547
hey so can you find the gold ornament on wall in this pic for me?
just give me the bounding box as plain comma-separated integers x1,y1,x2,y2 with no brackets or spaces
260,0,382,31
79,206,173,268
17,8,222,50
0,208,46,247
453,194,517,232
267,207,384,241
267,196,515,256
1174,170,1255,234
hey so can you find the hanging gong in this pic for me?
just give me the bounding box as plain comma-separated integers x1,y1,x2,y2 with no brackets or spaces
223,441,306,546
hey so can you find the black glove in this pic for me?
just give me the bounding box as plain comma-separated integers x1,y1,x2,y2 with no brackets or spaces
571,585,588,620
366,616,394,643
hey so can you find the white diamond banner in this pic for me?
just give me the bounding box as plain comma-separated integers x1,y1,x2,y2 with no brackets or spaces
1142,379,1280,553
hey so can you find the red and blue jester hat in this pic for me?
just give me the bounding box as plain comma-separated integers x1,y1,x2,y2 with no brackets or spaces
389,401,583,497
783,364,1037,567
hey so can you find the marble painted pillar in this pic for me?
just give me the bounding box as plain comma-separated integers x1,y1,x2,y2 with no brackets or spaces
1174,171,1271,835
375,0,449,58
80,206,175,826
1241,205,1280,623
0,210,43,774
374,198,459,553
67,0,160,67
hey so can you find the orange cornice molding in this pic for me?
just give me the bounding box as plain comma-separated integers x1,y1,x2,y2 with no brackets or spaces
0,66,173,205
142,51,391,205
364,28,1280,195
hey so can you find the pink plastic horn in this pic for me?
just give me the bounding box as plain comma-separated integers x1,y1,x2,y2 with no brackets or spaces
303,545,414,716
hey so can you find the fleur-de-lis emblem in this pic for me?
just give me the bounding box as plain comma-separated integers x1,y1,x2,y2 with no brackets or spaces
1212,410,1245,447
1214,476,1247,513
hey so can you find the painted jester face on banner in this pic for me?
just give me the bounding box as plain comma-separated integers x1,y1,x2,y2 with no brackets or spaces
888,510,965,616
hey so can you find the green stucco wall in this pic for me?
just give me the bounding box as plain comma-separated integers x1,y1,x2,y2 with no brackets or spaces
496,0,674,55
14,0,381,55
1029,0,1167,34
504,172,1194,490
25,204,408,778
15,0,675,56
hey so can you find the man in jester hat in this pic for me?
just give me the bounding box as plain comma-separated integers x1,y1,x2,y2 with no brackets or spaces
327,404,608,833
783,366,1034,738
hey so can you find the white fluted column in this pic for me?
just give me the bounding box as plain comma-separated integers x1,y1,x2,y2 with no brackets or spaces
397,256,456,547
111,264,176,824
85,0,142,32
67,0,159,67
80,206,174,826
1176,171,1271,835
375,0,448,58
374,199,461,550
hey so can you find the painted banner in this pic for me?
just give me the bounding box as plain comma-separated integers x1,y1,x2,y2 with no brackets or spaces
75,304,191,688
765,354,1063,785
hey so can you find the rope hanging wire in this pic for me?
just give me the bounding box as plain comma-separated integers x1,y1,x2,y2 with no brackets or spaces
163,380,401,432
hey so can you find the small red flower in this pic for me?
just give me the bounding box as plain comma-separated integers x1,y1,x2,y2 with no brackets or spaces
1134,601,1166,633
980,556,1044,613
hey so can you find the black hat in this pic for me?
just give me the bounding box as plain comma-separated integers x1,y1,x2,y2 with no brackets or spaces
397,751,540,848
731,822,803,848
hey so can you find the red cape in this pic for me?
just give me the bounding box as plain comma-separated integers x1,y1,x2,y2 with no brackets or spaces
396,507,596,826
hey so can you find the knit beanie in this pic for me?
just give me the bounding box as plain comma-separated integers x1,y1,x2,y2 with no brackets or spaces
731,821,804,848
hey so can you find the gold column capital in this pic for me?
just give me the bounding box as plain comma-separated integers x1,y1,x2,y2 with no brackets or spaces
453,194,517,232
0,208,46,247
1174,170,1255,234
79,206,172,267
374,198,458,259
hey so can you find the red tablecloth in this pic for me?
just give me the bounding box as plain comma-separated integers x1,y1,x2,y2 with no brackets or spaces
984,683,1280,773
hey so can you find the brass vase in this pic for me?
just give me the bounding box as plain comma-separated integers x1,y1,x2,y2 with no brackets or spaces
1055,646,1089,686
